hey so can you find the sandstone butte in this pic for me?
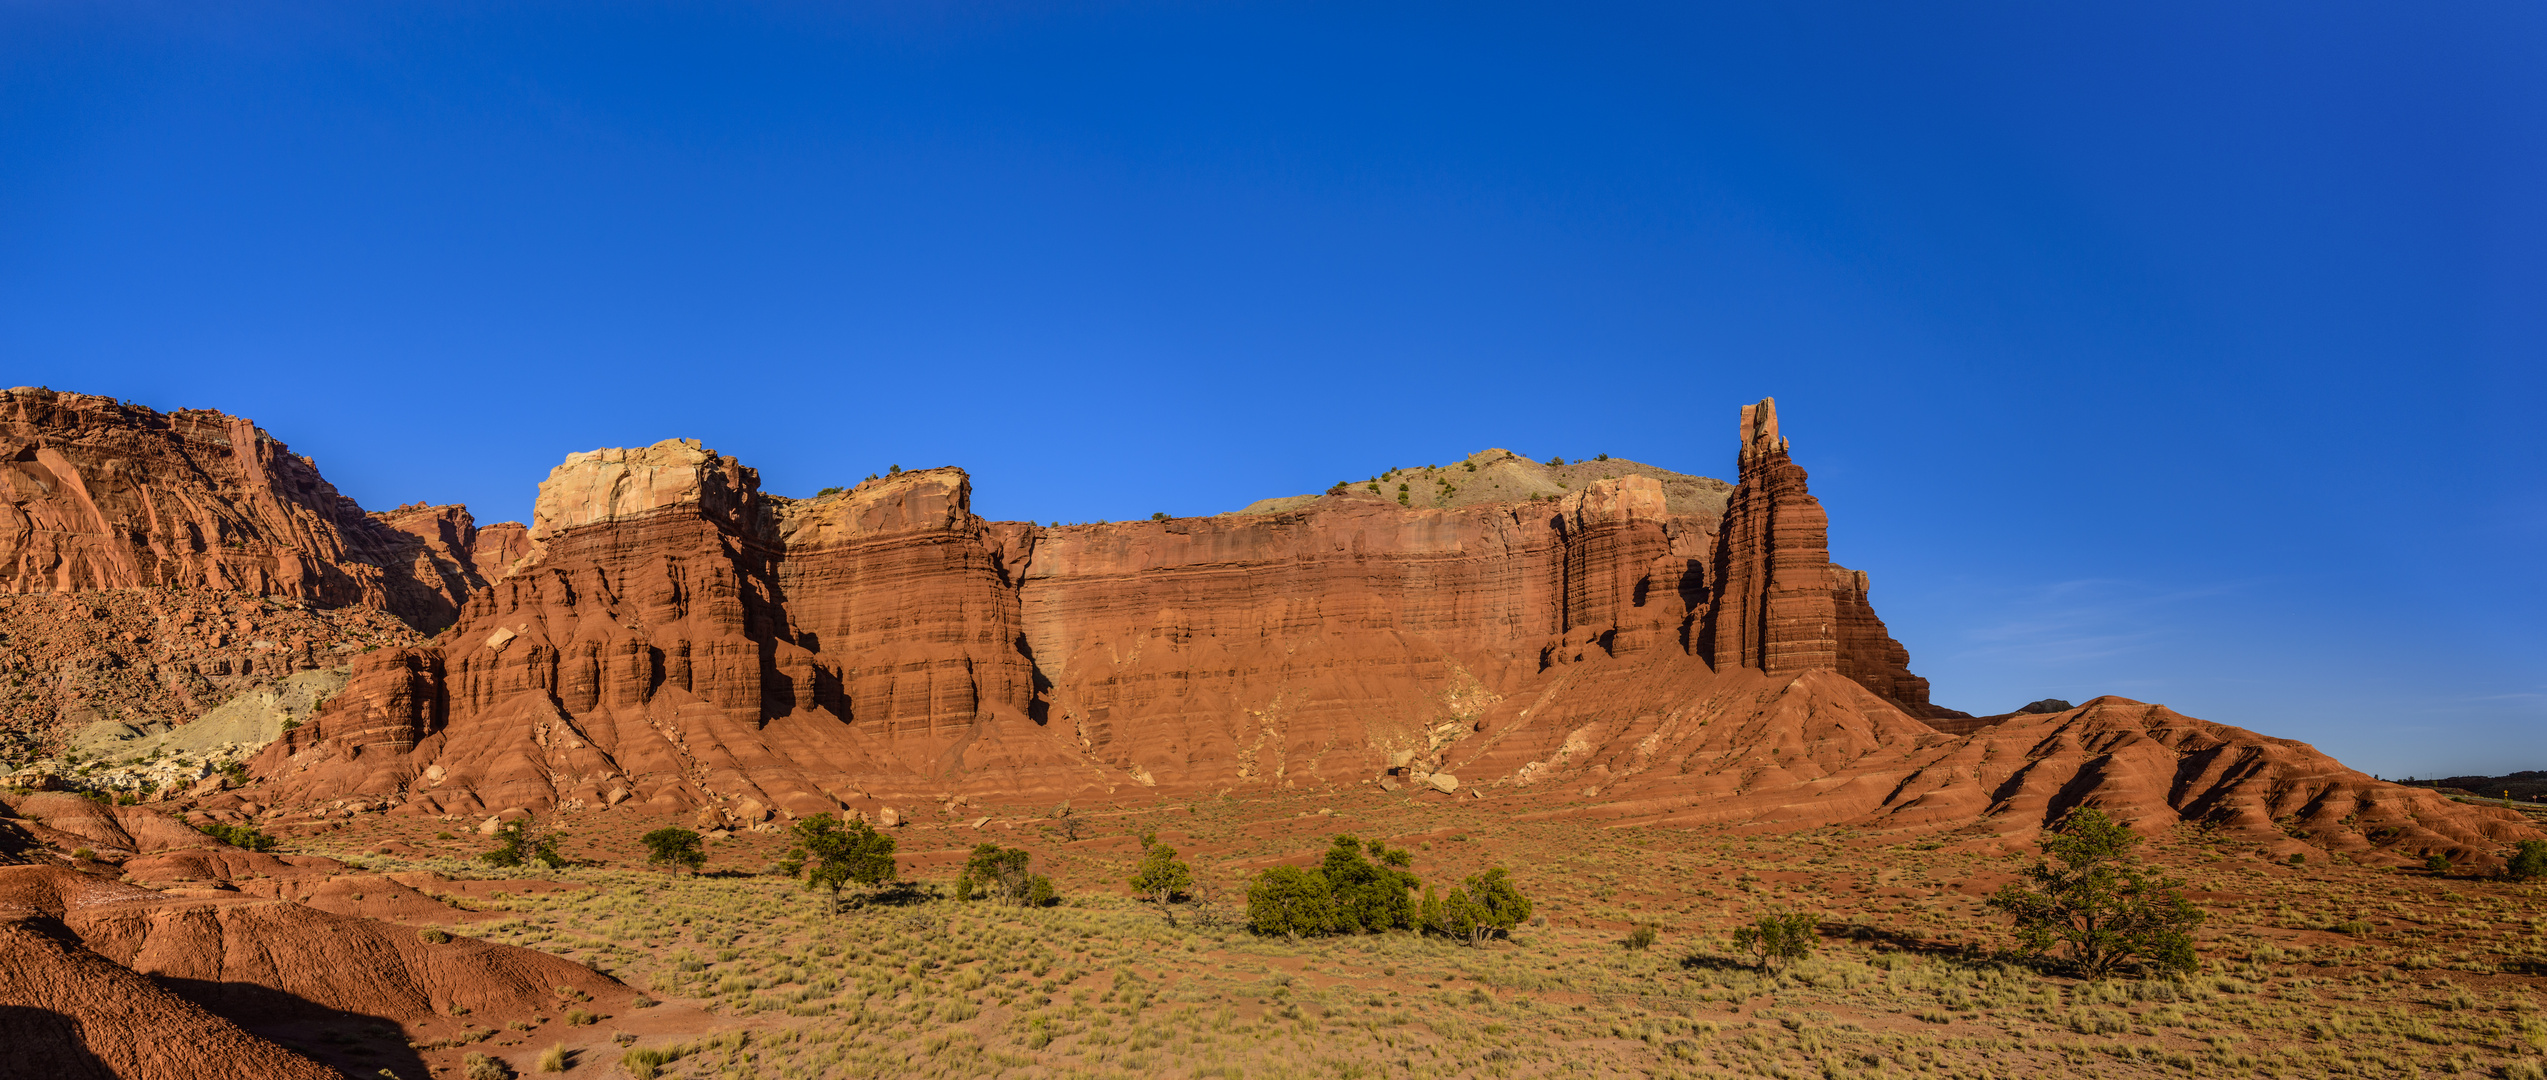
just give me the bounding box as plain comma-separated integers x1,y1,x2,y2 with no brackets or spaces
0,386,2437,869
0,384,2528,863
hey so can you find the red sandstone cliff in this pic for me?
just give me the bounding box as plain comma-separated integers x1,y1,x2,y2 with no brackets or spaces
1699,398,1954,719
0,387,499,634
233,400,2533,862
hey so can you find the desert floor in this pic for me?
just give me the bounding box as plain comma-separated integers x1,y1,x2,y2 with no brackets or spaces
251,788,2547,1079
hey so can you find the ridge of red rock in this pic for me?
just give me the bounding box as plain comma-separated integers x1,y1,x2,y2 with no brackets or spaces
0,387,503,633
231,405,2536,865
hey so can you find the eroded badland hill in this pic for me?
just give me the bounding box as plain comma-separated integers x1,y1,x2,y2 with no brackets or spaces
2,384,2541,1079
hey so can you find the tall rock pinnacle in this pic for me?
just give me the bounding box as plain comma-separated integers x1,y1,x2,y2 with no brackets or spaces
1703,398,1954,718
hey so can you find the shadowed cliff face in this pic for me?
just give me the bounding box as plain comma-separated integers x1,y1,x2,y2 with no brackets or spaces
232,402,2533,863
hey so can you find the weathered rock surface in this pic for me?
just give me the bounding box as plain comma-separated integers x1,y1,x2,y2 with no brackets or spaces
1699,399,1958,720
0,387,503,632
228,400,2535,863
0,863,640,1077
0,911,340,1080
0,386,2493,865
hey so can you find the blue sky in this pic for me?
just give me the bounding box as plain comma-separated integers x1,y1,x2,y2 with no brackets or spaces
4,2,2540,777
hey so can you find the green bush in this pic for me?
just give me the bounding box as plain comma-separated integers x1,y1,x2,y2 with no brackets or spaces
960,843,1056,906
2506,839,2547,881
1129,840,1194,922
1322,836,1419,933
775,814,897,910
1247,865,1334,939
196,821,278,852
483,819,567,869
1731,911,1817,970
1625,923,1659,951
641,827,705,875
1988,807,2205,977
2426,853,2453,874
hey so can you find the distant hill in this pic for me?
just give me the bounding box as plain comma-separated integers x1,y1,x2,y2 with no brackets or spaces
1229,448,1733,520
2399,771,2547,804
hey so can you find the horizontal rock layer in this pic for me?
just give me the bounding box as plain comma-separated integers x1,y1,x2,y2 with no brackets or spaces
239,408,2534,863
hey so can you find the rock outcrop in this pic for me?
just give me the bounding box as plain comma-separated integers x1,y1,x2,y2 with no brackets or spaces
0,388,502,632
0,863,640,1078
230,400,2535,863
1700,398,1956,719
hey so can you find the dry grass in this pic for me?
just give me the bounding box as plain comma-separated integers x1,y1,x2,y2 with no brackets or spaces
294,789,2547,1078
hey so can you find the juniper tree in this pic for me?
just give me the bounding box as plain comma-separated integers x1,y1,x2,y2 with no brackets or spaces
1987,807,2204,978
1731,911,1818,971
1129,839,1194,924
1248,865,1334,939
640,827,705,875
776,813,897,911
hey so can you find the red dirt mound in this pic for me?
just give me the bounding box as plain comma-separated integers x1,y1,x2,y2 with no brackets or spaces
0,792,227,856
0,863,638,1060
0,918,339,1080
119,847,348,886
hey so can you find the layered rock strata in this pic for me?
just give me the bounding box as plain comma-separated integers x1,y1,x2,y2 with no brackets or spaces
0,387,500,632
1701,399,1954,718
221,397,2529,862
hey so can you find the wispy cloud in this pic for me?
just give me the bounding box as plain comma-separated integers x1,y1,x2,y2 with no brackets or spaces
1948,578,2252,669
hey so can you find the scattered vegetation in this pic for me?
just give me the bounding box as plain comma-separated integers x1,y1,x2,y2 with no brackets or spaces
956,843,1057,907
195,820,278,852
1730,910,1818,970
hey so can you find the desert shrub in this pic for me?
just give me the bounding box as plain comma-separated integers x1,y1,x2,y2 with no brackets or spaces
482,820,566,869
1323,836,1419,933
1626,923,1660,951
535,1044,567,1073
640,827,705,875
195,821,277,852
1988,807,2204,978
959,843,1055,906
1731,911,1818,971
418,928,452,944
462,1051,515,1079
1421,868,1533,946
1462,867,1534,941
622,1046,685,1080
1248,866,1335,939
1129,840,1195,921
815,486,843,497
775,814,897,910
70,847,95,861
2426,853,2453,874
2506,839,2547,881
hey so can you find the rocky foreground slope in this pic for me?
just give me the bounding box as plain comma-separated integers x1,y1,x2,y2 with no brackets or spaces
0,385,2527,865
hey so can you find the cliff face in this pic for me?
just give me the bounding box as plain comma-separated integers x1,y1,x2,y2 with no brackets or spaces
251,444,1721,817
0,388,497,634
1701,399,1952,719
226,399,2531,863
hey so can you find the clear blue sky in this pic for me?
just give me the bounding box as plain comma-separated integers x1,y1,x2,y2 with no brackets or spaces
5,3,2540,778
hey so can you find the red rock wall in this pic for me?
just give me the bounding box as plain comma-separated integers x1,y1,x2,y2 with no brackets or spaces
235,404,2537,863
1700,398,1956,719
0,388,494,633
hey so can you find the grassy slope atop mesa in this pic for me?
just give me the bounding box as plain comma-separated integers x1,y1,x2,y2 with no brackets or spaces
1231,449,1732,520
237,787,2547,1080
